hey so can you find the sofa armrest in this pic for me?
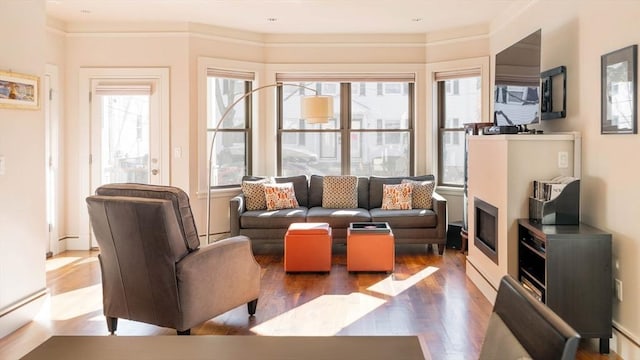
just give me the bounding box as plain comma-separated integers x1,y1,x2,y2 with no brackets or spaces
431,191,448,239
229,194,246,237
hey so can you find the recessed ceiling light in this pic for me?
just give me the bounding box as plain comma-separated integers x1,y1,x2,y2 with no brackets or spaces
267,18,278,22
411,18,423,22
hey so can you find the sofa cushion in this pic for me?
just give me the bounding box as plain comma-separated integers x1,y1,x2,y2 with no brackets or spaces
275,175,309,208
307,206,371,228
322,175,359,208
369,175,434,209
264,182,299,210
369,208,437,228
309,175,369,208
242,178,271,211
381,183,413,210
402,179,435,209
240,207,308,229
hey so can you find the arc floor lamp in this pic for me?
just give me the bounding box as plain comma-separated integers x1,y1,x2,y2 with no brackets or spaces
206,82,333,243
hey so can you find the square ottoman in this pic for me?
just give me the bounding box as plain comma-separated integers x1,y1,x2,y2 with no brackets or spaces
347,222,394,272
284,222,332,272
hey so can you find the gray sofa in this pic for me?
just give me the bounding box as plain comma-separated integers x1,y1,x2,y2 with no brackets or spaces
230,174,447,254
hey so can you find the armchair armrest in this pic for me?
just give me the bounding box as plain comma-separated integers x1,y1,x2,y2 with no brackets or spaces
431,191,448,239
229,194,246,237
176,235,261,329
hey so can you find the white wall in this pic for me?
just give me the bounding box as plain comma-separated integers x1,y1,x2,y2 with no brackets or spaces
0,0,48,337
58,25,487,241
490,0,640,355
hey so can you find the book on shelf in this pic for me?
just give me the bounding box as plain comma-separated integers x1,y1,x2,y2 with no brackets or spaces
532,176,578,201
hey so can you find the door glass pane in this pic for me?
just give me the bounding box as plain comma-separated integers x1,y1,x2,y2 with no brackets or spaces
101,95,149,184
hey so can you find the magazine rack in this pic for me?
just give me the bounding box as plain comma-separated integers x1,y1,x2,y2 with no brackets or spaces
529,179,580,225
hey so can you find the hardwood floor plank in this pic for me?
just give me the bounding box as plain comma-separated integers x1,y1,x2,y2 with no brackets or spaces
0,247,621,359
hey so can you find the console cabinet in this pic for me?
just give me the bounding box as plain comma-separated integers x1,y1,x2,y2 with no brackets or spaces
517,218,612,353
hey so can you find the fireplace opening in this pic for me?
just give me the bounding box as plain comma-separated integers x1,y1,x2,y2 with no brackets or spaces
474,197,498,264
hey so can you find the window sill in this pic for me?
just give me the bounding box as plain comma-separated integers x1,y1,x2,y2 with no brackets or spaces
196,187,241,200
435,186,463,196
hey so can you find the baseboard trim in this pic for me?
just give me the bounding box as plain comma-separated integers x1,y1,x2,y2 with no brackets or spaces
611,320,640,357
465,257,498,304
0,288,48,338
0,289,47,318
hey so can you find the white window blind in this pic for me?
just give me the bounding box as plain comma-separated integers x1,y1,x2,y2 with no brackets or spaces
276,72,416,83
434,68,481,81
206,68,255,81
94,83,153,96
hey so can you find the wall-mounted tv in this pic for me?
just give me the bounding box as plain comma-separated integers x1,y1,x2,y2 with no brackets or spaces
494,29,542,127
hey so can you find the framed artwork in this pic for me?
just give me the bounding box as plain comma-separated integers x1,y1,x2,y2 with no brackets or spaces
0,70,40,110
601,45,637,134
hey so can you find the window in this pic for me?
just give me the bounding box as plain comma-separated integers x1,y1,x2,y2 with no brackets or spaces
437,75,481,187
206,69,254,187
277,75,414,177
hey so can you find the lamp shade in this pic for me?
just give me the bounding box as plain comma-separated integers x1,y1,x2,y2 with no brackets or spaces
301,95,333,124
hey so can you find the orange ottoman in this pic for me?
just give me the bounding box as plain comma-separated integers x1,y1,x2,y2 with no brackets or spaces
284,222,332,272
347,222,394,272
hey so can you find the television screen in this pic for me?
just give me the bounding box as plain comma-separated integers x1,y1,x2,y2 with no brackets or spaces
494,29,542,127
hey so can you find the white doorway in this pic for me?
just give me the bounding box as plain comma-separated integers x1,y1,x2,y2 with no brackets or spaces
45,64,60,256
76,68,170,250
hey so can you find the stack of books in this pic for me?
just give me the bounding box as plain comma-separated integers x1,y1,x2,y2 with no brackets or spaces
532,176,578,201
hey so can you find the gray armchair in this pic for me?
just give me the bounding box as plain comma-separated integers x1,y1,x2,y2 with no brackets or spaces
86,183,261,335
479,275,580,360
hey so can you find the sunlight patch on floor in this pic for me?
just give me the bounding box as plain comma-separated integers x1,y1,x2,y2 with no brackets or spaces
251,293,385,336
367,266,439,297
49,284,102,321
45,256,82,272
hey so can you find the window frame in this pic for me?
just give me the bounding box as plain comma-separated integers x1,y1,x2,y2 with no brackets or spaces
276,79,415,177
437,78,479,188
198,58,259,194
206,78,253,189
427,57,490,190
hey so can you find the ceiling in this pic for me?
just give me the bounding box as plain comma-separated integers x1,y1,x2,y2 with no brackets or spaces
46,0,533,35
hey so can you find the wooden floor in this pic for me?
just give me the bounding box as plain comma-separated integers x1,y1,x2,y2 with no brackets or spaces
0,245,620,359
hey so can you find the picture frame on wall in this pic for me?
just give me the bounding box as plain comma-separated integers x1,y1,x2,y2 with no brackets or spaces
0,70,40,110
601,45,637,134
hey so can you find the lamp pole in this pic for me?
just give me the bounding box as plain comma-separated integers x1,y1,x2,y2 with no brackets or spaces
206,82,330,244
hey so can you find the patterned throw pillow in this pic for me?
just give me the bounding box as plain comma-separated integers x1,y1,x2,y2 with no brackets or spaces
264,182,299,211
401,179,435,209
381,183,413,210
241,178,271,211
322,176,359,208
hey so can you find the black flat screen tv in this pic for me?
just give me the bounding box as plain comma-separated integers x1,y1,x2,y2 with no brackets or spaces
494,29,542,127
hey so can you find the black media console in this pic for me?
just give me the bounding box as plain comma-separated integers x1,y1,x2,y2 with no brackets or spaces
518,219,612,354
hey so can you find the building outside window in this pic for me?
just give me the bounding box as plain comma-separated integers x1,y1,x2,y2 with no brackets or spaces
277,75,414,177
206,70,254,187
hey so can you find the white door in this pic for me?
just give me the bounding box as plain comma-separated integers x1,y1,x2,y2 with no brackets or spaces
90,81,163,190
81,68,170,249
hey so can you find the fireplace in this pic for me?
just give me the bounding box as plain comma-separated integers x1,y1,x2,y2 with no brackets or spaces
474,197,498,264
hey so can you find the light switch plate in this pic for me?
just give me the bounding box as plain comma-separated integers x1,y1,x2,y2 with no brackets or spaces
0,155,5,175
558,151,569,169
